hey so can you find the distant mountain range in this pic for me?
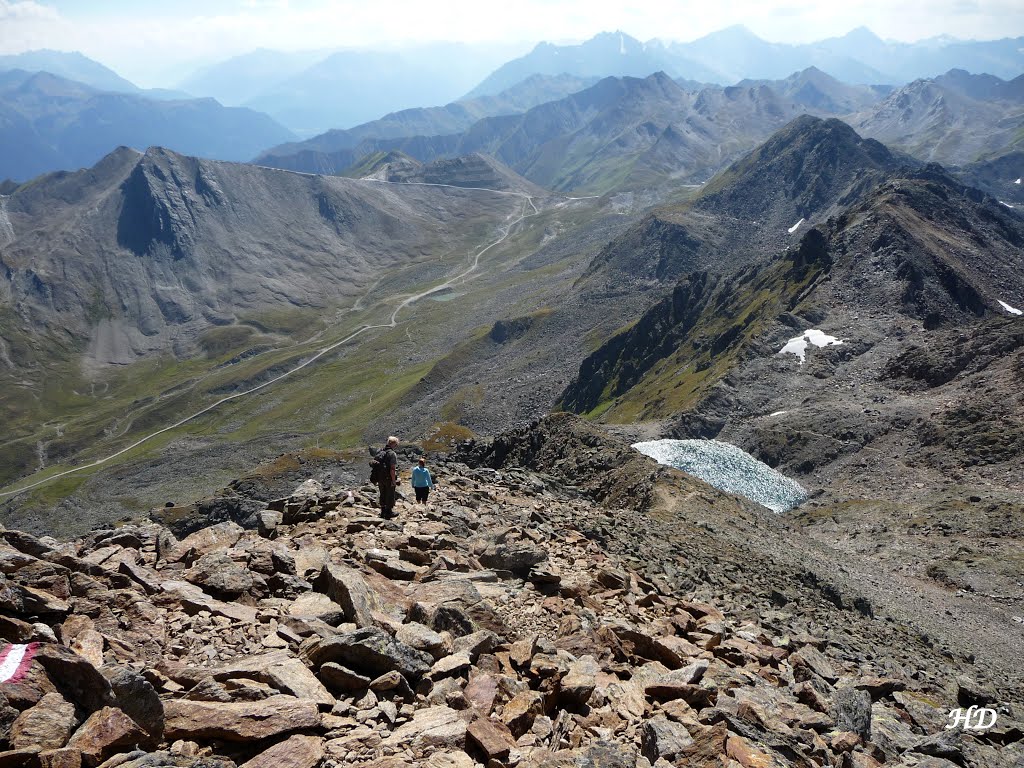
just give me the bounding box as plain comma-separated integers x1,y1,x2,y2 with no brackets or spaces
471,27,1024,95
178,42,530,135
255,67,889,194
0,70,295,182
258,66,1024,201
0,49,189,100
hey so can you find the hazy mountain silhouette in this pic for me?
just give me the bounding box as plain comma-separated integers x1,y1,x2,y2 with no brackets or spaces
0,70,295,181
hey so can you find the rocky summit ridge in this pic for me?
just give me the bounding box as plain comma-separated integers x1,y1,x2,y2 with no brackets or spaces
0,416,1019,767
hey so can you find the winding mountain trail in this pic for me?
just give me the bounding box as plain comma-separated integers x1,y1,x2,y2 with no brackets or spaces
0,180,545,499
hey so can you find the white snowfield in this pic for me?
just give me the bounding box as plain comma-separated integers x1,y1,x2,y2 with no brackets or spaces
788,218,805,234
632,438,808,513
1016,178,1022,184
1000,201,1015,208
998,299,1023,315
778,329,843,363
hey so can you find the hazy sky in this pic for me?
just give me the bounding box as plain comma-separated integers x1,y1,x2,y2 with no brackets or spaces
2,0,1023,86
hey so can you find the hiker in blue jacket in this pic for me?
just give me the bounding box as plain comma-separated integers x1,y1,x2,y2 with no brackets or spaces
411,456,434,504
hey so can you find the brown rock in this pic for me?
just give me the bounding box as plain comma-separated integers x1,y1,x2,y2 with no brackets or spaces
67,707,146,767
240,734,324,768
68,631,103,670
384,706,467,751
318,663,372,693
429,652,472,681
164,695,320,741
467,717,514,762
161,580,258,624
464,674,499,715
288,593,345,623
831,731,861,753
38,749,81,768
10,692,77,750
558,654,599,706
508,636,537,669
264,659,335,708
853,676,906,700
177,522,244,557
501,690,543,737
791,646,838,683
725,735,785,767
33,644,114,713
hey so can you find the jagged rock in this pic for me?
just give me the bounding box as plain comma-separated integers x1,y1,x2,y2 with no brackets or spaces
161,580,258,623
257,511,282,539
791,645,839,683
288,593,345,624
66,707,147,766
102,666,164,743
643,660,709,700
384,705,468,751
956,675,997,707
177,522,244,558
37,748,81,768
833,687,872,740
463,674,499,715
853,676,906,700
501,690,544,736
429,652,471,681
239,734,324,768
10,692,77,750
184,553,253,597
913,728,964,763
312,564,376,627
264,659,335,708
163,695,320,741
33,643,114,713
640,716,694,763
395,622,448,659
300,627,432,681
467,717,515,762
451,630,498,662
319,662,372,692
558,654,599,706
478,542,547,575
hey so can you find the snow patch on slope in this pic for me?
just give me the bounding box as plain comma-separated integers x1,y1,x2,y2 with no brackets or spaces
779,329,843,364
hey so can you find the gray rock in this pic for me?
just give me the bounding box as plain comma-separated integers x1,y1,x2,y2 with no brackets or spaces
641,716,694,762
104,666,164,743
184,552,254,597
301,627,433,681
833,686,872,740
478,542,547,575
312,564,376,627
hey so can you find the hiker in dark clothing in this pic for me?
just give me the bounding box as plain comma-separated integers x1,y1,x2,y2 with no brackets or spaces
411,456,434,504
376,435,400,518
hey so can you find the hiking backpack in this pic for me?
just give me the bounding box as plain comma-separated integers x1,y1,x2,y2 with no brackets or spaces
369,448,388,484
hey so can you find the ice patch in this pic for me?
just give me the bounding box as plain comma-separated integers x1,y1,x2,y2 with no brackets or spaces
1000,201,1015,208
778,329,843,364
768,410,788,417
1015,178,1022,184
633,439,808,513
788,218,805,234
998,299,1023,315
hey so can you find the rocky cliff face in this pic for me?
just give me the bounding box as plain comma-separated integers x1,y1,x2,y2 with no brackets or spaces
0,415,1019,766
0,146,514,364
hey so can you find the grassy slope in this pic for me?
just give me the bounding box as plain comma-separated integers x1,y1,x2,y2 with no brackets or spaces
1,194,615,522
587,252,827,423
